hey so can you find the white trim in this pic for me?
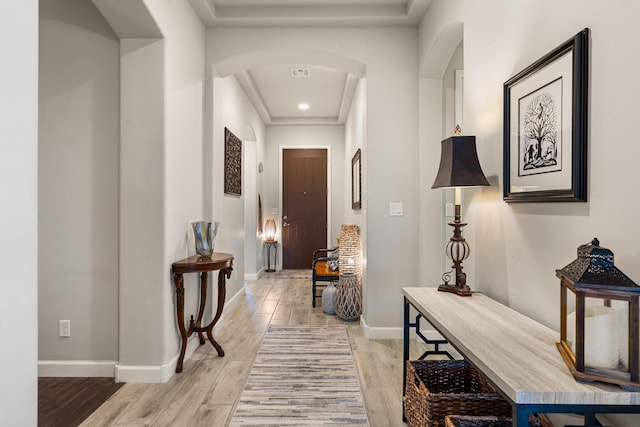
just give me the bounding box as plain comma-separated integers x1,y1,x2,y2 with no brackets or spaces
360,316,402,339
278,145,333,250
118,286,247,383
115,362,172,384
38,360,118,378
454,69,464,131
53,287,248,383
245,271,260,281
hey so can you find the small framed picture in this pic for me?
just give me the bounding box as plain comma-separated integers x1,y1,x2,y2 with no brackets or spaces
503,28,589,202
351,148,361,210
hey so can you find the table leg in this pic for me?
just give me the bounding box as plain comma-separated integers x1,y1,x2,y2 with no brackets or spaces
513,405,530,427
584,413,597,427
267,244,271,271
403,296,410,422
194,272,208,345
173,273,188,373
204,267,232,357
265,243,276,272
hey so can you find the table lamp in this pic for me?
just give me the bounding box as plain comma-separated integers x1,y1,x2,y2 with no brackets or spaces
264,219,277,242
431,130,489,296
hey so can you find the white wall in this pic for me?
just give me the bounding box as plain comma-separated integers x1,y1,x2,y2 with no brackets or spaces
207,27,419,330
0,0,38,424
419,1,640,425
437,42,464,275
95,0,207,381
244,133,260,279
38,0,119,369
363,28,419,328
209,75,266,297
344,78,367,314
421,0,640,331
265,125,346,263
442,43,463,137
153,1,207,367
118,37,166,372
344,78,366,227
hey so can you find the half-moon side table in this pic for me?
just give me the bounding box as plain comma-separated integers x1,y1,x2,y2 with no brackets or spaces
171,252,234,373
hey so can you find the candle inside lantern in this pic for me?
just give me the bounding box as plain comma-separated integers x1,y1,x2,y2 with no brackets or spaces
567,306,620,370
617,306,629,370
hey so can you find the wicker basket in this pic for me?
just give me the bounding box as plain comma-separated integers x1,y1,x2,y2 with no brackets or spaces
404,360,512,427
444,415,550,427
444,416,512,427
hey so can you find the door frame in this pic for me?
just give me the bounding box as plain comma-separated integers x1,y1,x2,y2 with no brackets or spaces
278,145,332,270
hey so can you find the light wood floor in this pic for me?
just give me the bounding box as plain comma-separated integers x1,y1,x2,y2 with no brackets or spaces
80,275,418,426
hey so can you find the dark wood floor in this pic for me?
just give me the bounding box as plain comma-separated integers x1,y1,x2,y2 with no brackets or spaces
38,377,123,427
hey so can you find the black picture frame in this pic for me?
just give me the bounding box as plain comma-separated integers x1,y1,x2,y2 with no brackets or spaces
224,127,242,196
351,148,361,210
503,28,589,202
258,194,263,235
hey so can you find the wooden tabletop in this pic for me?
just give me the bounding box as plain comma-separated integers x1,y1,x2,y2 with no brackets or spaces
172,252,234,274
402,287,640,406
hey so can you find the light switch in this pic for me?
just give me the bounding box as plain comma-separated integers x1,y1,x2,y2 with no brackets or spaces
389,202,403,216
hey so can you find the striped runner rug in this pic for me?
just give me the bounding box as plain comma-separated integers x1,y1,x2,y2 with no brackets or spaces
230,325,369,426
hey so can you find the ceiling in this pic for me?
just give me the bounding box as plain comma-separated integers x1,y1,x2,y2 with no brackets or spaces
189,0,432,125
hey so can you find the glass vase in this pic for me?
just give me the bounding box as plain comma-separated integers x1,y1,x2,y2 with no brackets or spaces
191,221,219,258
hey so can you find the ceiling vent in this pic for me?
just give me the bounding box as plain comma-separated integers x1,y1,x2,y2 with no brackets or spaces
290,68,310,77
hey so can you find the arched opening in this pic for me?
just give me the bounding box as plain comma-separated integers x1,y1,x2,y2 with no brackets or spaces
208,49,366,278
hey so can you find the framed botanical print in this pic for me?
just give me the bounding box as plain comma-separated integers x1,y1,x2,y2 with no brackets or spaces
503,28,589,202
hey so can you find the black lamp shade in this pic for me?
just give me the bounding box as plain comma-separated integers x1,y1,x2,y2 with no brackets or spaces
432,136,490,189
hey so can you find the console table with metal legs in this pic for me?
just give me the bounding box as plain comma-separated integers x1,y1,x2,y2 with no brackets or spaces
171,252,233,373
402,287,640,427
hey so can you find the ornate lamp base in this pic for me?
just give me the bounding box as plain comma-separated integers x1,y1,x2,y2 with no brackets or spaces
438,283,472,297
438,203,473,297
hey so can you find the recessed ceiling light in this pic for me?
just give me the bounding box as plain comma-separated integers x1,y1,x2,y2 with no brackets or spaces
298,103,310,110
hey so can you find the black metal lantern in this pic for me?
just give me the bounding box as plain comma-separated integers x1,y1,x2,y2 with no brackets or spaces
556,238,640,390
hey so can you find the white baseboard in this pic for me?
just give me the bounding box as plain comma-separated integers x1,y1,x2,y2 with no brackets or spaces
116,314,231,383
245,271,260,281
115,360,175,383
38,360,118,377
42,288,246,383
359,315,442,340
360,316,403,339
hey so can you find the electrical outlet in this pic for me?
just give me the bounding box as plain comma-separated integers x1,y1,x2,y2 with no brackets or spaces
389,202,403,216
59,320,71,337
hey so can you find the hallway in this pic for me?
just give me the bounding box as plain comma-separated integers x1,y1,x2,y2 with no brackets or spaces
80,275,410,426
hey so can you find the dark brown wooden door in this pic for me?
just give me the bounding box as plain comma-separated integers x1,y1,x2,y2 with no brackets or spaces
282,149,328,269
